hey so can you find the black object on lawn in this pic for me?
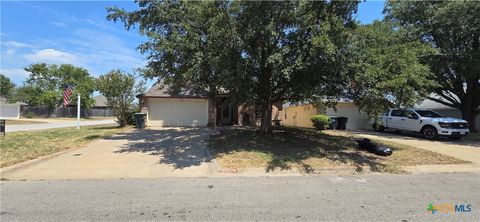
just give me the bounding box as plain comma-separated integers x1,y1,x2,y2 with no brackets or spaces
355,138,393,156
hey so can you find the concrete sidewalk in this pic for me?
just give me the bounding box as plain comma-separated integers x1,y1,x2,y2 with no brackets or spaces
5,119,116,132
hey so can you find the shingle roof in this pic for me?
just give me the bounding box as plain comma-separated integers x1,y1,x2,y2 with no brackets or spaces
140,82,206,98
92,95,108,107
0,96,27,105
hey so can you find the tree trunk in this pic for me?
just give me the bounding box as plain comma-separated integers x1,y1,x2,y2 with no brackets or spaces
207,96,217,127
260,99,273,134
461,103,477,132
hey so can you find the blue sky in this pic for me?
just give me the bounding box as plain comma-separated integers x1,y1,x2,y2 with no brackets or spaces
1,0,385,86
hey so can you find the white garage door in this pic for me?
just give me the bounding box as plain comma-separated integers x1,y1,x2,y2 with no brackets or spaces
148,98,208,127
0,104,20,118
326,105,370,130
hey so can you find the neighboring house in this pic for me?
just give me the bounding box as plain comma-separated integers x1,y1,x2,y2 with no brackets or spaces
90,95,113,117
279,98,371,130
415,96,480,132
137,83,281,127
0,96,27,119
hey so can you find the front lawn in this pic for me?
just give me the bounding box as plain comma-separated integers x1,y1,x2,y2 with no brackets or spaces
5,119,45,125
0,124,125,167
208,127,467,174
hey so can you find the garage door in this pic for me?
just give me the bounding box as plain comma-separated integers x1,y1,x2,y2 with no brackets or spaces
148,98,208,127
0,104,20,118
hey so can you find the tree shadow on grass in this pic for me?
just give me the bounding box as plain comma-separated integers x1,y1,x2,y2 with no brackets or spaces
104,127,211,169
209,127,396,173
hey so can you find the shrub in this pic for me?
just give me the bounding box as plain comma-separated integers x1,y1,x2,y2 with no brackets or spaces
310,115,331,130
25,112,34,119
126,111,136,126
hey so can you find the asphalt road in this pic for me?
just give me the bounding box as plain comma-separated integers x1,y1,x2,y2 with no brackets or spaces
1,173,479,221
5,119,116,132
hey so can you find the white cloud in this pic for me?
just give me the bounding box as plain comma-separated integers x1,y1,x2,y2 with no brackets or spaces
51,22,67,28
24,49,81,65
2,41,34,48
0,68,30,81
6,49,15,55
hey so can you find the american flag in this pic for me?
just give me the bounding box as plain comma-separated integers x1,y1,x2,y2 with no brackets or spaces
63,85,73,107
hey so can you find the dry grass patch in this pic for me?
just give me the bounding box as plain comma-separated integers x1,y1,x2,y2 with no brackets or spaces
0,124,126,167
208,127,467,174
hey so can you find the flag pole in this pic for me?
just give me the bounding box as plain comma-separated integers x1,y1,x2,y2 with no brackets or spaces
77,94,80,129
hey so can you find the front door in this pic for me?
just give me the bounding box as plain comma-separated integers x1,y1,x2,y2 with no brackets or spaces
219,104,233,125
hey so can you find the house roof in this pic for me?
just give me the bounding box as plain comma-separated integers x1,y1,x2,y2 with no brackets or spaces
139,82,206,98
92,95,108,107
0,96,27,105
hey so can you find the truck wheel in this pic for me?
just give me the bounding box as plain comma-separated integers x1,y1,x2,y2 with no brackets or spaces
421,126,438,139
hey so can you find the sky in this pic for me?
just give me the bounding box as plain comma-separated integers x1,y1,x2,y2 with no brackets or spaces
1,0,385,87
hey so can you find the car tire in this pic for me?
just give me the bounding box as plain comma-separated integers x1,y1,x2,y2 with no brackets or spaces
448,136,462,140
421,126,438,139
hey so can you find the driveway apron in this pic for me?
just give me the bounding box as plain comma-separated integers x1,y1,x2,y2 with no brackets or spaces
1,127,216,180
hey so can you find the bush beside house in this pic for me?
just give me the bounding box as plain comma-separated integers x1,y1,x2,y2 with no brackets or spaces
311,115,331,130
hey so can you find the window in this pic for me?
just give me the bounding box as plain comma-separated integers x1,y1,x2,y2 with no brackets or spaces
415,110,442,118
404,110,418,119
391,109,403,117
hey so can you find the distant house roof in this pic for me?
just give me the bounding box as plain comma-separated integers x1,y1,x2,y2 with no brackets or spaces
92,95,108,107
0,96,27,105
139,82,206,99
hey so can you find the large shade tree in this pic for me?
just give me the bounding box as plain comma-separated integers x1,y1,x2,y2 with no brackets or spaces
107,0,359,133
348,21,437,121
108,1,241,127
385,0,480,131
23,63,96,111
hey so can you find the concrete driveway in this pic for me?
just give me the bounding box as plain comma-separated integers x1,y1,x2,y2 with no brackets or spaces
343,130,480,173
1,127,215,180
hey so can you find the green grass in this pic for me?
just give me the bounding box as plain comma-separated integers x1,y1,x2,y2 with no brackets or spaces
465,132,480,142
208,127,467,174
0,124,125,167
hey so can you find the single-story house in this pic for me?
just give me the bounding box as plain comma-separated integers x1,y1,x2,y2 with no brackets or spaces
279,96,480,131
137,83,281,127
0,96,27,119
90,95,113,117
279,98,371,130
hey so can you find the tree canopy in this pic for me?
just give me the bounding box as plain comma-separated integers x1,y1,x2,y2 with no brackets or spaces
108,0,359,133
385,0,480,131
96,70,145,127
0,74,15,98
348,21,436,119
22,63,95,110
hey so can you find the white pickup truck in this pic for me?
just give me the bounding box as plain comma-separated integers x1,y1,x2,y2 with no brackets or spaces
373,108,470,140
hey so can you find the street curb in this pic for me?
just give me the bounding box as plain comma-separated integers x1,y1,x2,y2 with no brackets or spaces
0,148,75,175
